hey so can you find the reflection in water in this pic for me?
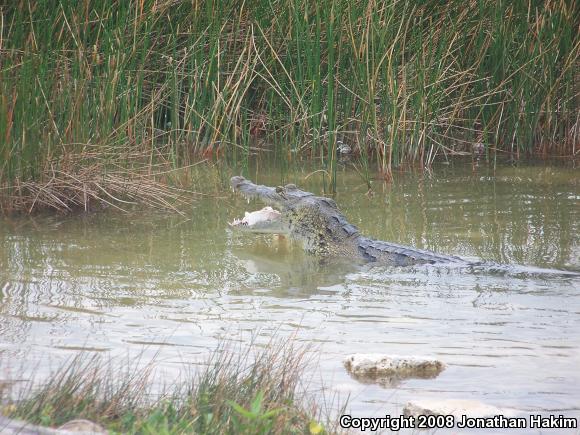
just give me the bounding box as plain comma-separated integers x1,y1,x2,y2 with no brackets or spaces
0,162,579,423
231,239,361,296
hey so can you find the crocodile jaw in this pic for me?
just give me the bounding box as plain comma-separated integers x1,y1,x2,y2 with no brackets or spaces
230,176,286,208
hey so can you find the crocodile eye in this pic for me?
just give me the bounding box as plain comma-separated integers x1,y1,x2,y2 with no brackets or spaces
275,186,288,199
322,198,337,208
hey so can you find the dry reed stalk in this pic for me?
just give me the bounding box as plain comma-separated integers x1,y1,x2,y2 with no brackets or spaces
0,151,200,214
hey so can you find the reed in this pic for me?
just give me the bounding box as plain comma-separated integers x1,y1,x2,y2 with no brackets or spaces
1,339,339,434
0,147,200,214
1,0,577,204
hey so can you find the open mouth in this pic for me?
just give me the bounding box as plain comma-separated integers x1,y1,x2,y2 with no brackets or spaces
229,206,285,234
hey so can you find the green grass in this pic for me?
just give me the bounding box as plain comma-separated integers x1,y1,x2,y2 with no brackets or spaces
0,0,578,207
1,339,340,434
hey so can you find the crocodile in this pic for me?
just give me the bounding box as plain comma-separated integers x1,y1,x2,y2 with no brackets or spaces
230,176,465,266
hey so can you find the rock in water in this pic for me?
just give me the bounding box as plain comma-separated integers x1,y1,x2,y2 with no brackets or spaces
57,419,108,434
343,354,445,387
0,416,107,435
404,399,518,418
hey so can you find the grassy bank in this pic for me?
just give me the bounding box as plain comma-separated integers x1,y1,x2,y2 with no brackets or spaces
1,340,338,434
1,0,578,208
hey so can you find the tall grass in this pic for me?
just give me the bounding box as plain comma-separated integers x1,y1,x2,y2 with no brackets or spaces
1,0,578,201
2,339,339,434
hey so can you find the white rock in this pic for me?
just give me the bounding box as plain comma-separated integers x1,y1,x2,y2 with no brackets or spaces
344,354,446,380
0,416,108,435
403,399,519,418
57,419,108,434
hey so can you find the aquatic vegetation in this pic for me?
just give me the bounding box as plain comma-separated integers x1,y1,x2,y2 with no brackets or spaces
0,148,197,214
1,0,578,207
1,339,338,434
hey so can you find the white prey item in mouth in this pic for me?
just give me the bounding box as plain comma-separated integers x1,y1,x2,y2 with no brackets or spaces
229,206,284,233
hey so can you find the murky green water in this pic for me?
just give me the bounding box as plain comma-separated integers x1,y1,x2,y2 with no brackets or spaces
1,162,579,422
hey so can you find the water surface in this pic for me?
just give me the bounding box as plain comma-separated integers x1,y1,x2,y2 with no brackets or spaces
1,162,579,425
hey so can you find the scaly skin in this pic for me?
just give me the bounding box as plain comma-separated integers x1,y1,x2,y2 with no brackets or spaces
230,176,465,266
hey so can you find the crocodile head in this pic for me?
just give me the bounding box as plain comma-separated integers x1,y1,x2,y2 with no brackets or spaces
230,176,360,255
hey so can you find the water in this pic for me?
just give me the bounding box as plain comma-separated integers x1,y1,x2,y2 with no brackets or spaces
1,162,579,426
